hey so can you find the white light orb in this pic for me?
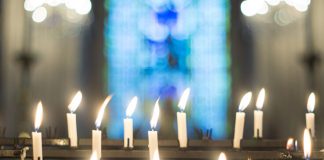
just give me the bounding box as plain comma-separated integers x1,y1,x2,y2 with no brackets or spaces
265,0,281,6
75,0,92,15
32,7,47,23
241,0,257,17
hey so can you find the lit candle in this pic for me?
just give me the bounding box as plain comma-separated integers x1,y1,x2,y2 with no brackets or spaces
124,96,138,148
92,96,112,159
177,88,190,148
218,152,226,160
67,91,82,147
303,129,312,160
254,88,265,138
306,92,315,137
148,99,160,160
233,92,252,149
90,151,98,160
32,102,43,160
286,138,294,151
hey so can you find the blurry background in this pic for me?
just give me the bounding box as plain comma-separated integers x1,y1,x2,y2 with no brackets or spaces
0,0,323,140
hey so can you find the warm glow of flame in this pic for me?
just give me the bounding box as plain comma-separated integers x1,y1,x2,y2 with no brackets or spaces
238,92,252,111
303,129,312,158
68,91,82,113
150,99,160,129
34,101,43,130
286,138,294,150
90,151,97,160
256,88,265,110
153,150,160,160
95,95,112,129
178,88,190,111
307,92,315,112
218,152,226,160
126,96,138,117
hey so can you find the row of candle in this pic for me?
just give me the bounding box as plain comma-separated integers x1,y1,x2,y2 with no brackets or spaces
31,88,316,160
233,89,316,149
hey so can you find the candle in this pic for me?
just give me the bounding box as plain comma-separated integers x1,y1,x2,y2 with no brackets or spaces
306,92,315,137
254,88,265,138
92,95,112,159
218,152,226,160
153,150,160,160
303,129,312,160
286,138,294,151
124,96,138,148
233,92,252,149
32,102,43,160
90,151,98,160
67,91,82,147
148,99,160,160
177,88,190,148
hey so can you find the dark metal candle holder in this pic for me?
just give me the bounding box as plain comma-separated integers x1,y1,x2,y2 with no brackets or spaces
0,138,323,159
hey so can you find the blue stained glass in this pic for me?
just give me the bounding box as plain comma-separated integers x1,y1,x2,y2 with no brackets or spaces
105,0,230,139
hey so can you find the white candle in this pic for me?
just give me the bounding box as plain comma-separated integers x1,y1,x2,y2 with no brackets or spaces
177,112,187,147
92,130,102,159
67,113,78,147
148,99,160,160
92,95,112,159
303,129,312,159
233,92,252,149
218,152,226,160
124,97,137,148
32,102,43,160
148,130,159,160
306,93,315,137
67,91,82,147
90,151,98,160
254,88,265,138
177,88,190,148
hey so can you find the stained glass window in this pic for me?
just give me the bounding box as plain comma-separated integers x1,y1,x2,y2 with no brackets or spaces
105,0,230,139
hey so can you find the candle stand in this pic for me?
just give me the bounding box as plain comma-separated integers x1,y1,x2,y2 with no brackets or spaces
0,138,323,159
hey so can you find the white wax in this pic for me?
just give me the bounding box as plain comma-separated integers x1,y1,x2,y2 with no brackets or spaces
233,112,245,149
92,130,102,159
148,130,159,160
177,112,187,148
32,132,42,160
67,113,78,147
124,118,133,148
306,113,315,137
254,110,263,138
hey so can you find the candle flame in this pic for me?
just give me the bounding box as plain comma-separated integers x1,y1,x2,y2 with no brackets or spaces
307,92,315,112
153,150,160,160
218,152,226,160
95,95,112,129
286,138,294,150
256,88,265,110
126,96,138,117
150,99,160,129
238,92,252,111
90,151,98,160
68,91,82,113
178,88,190,111
34,101,43,131
303,129,312,159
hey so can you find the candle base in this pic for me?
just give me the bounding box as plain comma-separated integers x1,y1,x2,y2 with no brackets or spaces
253,129,263,139
177,139,189,150
123,138,134,150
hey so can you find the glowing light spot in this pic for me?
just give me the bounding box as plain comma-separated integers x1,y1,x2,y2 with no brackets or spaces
75,0,92,15
32,7,47,23
240,0,257,17
265,0,281,6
